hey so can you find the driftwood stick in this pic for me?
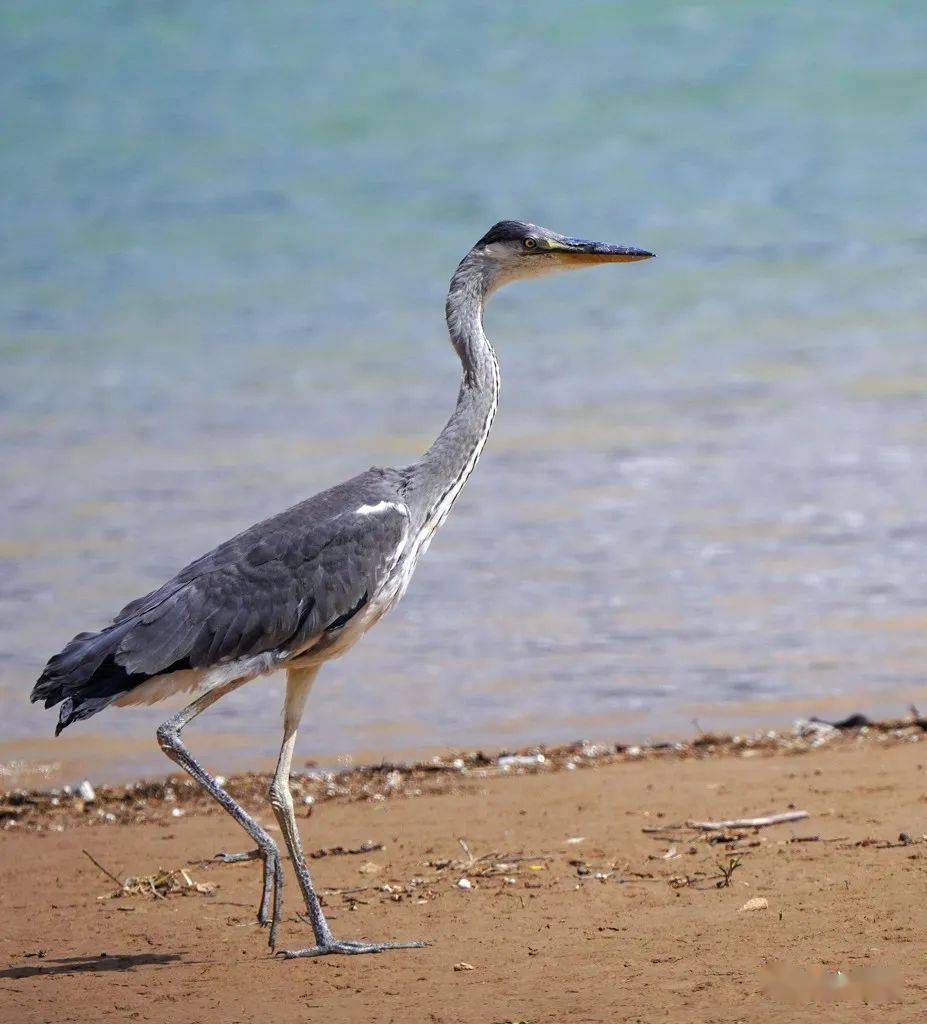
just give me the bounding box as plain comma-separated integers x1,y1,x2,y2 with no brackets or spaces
687,810,810,831
81,848,124,887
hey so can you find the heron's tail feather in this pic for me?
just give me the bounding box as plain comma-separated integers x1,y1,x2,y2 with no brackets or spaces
31,622,145,734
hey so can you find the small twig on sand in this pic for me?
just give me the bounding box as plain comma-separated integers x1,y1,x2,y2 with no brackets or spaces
82,848,123,887
687,811,809,831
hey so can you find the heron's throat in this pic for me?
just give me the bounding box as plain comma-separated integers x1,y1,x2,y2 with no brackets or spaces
407,257,500,534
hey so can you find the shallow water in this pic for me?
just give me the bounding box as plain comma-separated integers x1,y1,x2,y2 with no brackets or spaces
2,3,927,782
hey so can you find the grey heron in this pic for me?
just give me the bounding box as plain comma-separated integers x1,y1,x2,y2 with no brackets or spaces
31,221,653,959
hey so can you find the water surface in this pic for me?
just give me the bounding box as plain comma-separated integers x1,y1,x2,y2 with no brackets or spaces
2,3,927,782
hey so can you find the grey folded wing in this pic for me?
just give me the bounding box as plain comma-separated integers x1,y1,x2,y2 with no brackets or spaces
32,492,409,732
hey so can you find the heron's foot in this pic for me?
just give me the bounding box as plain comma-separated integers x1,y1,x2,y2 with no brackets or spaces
214,846,284,944
278,938,427,960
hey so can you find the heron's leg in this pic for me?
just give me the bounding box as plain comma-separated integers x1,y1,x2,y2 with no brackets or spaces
156,679,284,946
267,667,330,941
272,666,426,959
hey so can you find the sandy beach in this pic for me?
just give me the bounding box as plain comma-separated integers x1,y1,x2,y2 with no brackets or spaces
2,717,925,1023
4,3,926,1023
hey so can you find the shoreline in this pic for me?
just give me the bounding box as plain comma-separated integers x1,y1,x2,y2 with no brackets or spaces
3,709,924,832
5,682,927,792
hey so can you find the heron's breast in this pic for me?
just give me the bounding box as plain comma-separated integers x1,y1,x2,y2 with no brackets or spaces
290,523,420,666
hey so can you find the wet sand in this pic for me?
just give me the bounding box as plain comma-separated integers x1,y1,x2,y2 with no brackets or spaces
2,720,926,1023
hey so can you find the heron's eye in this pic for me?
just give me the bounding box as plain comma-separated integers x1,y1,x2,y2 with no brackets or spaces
523,237,538,250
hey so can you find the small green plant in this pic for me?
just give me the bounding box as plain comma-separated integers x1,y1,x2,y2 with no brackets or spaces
716,856,743,888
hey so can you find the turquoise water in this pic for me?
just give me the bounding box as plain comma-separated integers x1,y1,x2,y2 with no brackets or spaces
2,3,927,781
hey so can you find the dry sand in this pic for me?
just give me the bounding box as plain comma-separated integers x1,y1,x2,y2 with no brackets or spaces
1,721,926,1023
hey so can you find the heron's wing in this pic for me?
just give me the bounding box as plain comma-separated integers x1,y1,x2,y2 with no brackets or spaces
115,501,409,675
32,484,409,728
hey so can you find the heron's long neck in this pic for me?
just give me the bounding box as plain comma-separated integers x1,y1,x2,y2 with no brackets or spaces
406,258,499,532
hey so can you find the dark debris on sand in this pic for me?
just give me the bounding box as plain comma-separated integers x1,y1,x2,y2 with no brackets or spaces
2,711,925,833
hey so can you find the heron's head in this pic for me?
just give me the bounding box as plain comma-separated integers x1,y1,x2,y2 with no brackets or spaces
468,220,654,293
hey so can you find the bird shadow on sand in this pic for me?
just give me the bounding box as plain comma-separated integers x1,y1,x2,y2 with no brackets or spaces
1,951,181,979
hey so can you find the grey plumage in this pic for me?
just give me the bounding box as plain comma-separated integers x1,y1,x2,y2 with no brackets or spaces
33,468,409,732
30,221,653,959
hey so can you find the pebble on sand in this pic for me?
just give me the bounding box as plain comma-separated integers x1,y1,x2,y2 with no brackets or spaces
739,897,769,912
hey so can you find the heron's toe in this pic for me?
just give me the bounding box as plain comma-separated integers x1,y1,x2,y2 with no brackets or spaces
214,849,261,863
277,938,427,960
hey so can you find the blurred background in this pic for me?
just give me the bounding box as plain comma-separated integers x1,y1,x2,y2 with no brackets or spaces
2,2,927,783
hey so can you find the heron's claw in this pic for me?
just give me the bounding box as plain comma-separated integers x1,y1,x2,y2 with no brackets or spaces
277,938,427,960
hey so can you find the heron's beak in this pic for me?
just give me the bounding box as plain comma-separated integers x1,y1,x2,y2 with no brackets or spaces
552,238,655,264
